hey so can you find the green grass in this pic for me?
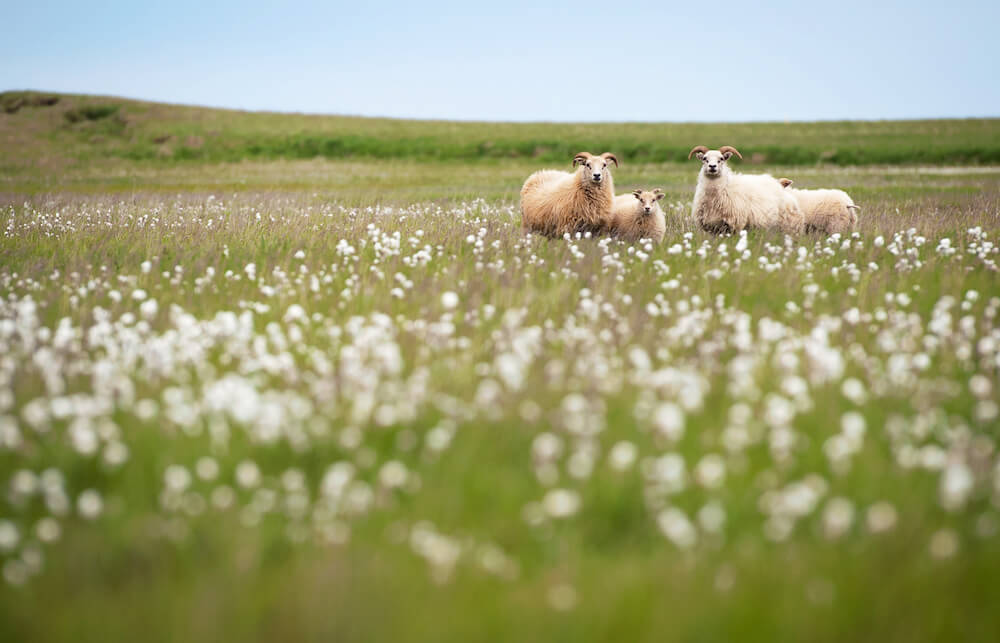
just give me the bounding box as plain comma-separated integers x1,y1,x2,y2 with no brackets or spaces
1,93,999,642
2,91,1000,178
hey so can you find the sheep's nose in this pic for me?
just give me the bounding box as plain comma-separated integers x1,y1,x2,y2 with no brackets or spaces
708,164,717,171
592,173,602,181
644,207,651,213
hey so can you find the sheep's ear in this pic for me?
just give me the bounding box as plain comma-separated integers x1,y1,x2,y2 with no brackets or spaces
779,178,793,188
688,145,709,160
719,145,743,160
632,189,642,199
653,190,665,201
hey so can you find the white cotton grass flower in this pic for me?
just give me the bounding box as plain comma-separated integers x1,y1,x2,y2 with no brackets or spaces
164,464,192,493
35,517,61,544
379,460,409,488
139,298,158,319
840,378,867,404
608,441,638,471
284,304,306,323
76,489,103,520
441,291,459,310
697,501,727,534
566,449,595,480
694,454,726,489
195,457,219,481
841,412,867,448
969,374,993,399
0,520,19,553
211,486,236,510
235,460,262,489
977,401,999,423
425,424,455,453
543,488,581,519
657,507,697,549
294,249,306,259
68,419,99,456
822,497,855,540
103,441,129,467
645,453,687,494
865,501,898,534
532,432,563,463
11,469,38,498
940,461,975,511
929,528,960,559
652,403,685,442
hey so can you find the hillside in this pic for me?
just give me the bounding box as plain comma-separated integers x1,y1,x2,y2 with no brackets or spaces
3,91,1000,174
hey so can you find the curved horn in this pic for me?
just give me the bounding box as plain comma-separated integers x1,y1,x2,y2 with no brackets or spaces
600,152,619,167
688,145,709,160
719,145,743,160
572,152,592,167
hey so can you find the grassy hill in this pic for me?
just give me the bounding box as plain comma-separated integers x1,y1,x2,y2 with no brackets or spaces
3,90,1000,174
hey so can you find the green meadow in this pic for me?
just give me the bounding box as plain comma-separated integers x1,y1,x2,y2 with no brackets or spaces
1,92,999,642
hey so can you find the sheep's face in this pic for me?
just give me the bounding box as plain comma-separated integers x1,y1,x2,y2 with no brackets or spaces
573,152,618,185
580,158,610,184
632,189,665,215
696,150,729,178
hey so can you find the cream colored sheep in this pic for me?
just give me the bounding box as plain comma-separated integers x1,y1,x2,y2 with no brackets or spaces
778,179,860,235
520,152,618,238
689,145,804,235
610,188,666,243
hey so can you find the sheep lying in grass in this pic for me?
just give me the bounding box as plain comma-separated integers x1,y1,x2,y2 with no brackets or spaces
520,152,618,238
689,145,804,235
610,188,666,242
778,178,860,235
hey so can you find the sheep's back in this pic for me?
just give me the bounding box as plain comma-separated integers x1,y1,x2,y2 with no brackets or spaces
520,170,573,234
792,188,856,234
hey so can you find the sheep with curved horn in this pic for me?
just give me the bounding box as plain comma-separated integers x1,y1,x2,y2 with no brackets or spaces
688,145,804,235
520,152,620,238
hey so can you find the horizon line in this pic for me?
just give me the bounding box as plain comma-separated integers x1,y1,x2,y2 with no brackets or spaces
5,88,1000,126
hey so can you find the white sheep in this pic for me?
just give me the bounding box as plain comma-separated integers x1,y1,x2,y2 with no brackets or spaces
610,188,666,242
520,152,618,238
689,145,804,235
778,178,860,235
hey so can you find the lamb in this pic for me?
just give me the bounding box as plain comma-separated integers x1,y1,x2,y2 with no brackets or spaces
520,152,619,238
689,145,804,235
609,188,666,242
778,178,860,235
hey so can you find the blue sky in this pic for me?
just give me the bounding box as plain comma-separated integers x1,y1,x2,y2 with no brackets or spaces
3,0,998,122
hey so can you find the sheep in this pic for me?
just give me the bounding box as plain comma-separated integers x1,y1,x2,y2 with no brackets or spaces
609,188,666,242
689,145,804,235
520,152,619,238
778,178,860,235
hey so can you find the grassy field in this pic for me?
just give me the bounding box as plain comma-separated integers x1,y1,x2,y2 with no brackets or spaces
2,94,1000,642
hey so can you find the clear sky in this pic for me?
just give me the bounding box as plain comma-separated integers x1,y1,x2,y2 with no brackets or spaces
3,0,998,122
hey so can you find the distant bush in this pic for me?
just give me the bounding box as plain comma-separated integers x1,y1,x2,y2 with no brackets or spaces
0,92,59,114
64,104,120,123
